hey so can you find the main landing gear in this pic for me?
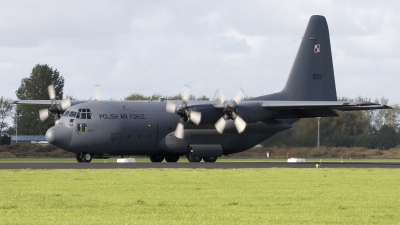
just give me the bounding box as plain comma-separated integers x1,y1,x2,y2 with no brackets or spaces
148,154,219,163
76,153,92,163
185,151,218,163
149,155,180,162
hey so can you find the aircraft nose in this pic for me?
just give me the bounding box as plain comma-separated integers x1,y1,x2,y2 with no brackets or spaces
46,125,72,149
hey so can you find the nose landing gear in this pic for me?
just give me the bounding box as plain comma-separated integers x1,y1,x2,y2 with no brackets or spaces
76,153,92,163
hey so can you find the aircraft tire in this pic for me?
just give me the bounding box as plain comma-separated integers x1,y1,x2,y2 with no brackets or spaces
75,153,83,163
165,155,179,162
203,156,218,162
187,154,202,163
149,155,164,162
81,153,92,163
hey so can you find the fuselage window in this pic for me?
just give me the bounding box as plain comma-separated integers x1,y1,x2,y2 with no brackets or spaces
87,109,91,112
76,112,81,119
69,111,77,118
87,113,92,119
82,124,88,132
81,113,87,119
63,111,70,117
77,123,88,132
78,109,82,112
82,109,87,112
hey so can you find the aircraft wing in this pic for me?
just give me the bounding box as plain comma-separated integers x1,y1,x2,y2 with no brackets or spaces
13,100,88,106
260,101,390,110
256,101,391,119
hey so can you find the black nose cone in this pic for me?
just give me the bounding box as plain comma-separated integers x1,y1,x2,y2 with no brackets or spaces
46,125,72,149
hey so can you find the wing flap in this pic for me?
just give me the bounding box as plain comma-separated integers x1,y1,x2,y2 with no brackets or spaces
273,108,338,119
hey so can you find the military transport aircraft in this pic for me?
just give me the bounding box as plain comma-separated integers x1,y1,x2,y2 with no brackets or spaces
14,15,390,163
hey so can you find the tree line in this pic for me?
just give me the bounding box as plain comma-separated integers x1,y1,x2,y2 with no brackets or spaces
1,64,399,150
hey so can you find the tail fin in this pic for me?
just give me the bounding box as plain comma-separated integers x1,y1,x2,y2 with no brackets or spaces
253,15,337,101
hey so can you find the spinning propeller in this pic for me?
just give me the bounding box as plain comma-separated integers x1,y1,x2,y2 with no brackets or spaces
39,85,71,125
214,88,247,134
165,85,202,139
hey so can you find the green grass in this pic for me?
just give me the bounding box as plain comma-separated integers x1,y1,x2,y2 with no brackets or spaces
0,157,399,163
0,169,400,224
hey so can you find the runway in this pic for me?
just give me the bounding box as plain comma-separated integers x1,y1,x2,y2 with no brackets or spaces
1,162,400,169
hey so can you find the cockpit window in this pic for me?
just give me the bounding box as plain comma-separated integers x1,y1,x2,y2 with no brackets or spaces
81,113,87,119
74,109,92,119
63,111,70,117
69,111,77,118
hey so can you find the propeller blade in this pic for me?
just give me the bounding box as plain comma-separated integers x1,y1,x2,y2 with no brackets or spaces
182,85,190,102
174,122,184,139
39,109,50,121
61,98,71,110
189,111,201,125
215,89,226,105
234,115,247,133
233,88,245,104
94,85,100,101
48,85,56,104
166,101,177,113
215,117,226,134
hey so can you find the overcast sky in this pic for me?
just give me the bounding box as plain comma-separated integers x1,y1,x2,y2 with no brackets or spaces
1,0,399,104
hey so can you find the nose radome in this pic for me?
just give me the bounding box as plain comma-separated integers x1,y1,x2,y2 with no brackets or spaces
46,125,72,149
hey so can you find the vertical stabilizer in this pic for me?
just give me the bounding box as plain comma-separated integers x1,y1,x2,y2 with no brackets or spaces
252,15,337,101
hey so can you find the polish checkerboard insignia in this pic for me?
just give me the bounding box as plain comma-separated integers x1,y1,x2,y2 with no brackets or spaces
314,44,320,53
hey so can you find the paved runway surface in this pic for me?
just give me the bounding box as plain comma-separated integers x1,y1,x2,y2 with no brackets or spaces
1,162,400,169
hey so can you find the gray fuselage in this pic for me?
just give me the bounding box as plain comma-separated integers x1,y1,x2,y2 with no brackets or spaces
48,100,292,156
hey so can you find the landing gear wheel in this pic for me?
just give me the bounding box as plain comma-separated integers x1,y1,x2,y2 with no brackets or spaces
81,153,92,163
165,155,180,162
75,153,83,163
203,156,218,162
149,155,164,162
186,153,202,162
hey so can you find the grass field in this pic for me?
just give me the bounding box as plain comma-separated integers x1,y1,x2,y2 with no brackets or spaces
0,168,399,224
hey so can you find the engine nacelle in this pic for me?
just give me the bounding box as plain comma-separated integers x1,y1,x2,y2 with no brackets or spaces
159,132,190,154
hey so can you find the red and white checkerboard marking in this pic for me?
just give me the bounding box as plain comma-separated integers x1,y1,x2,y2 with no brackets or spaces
314,44,320,53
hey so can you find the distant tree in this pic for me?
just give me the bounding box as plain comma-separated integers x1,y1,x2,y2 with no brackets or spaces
125,93,150,100
151,94,162,101
125,93,163,101
15,64,64,135
196,95,210,100
376,124,398,149
0,126,15,145
0,97,13,143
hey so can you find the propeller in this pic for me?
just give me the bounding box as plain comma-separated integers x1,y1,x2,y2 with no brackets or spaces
214,88,247,134
39,84,71,124
165,85,202,139
94,85,100,101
